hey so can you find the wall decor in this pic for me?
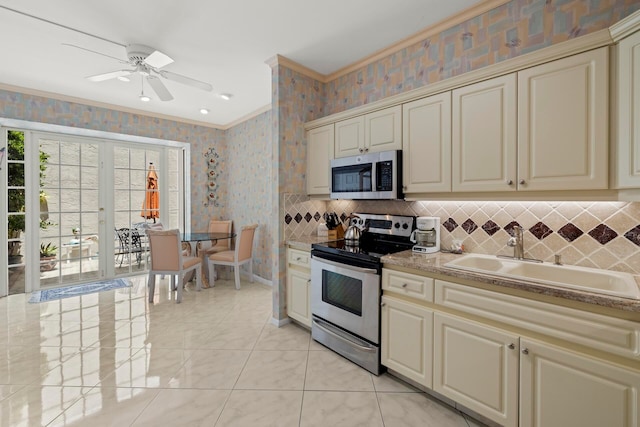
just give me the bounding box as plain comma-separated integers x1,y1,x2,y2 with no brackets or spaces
203,147,221,207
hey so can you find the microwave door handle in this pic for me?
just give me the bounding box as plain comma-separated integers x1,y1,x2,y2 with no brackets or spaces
311,256,378,275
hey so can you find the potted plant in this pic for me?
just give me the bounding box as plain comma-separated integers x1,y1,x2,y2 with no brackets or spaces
39,242,58,271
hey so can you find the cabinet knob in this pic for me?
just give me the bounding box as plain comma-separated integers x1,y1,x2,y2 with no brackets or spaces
381,302,386,307
506,180,513,185
307,279,311,285
519,179,526,185
402,283,408,288
296,257,301,261
364,147,369,152
359,148,364,153
522,348,529,355
402,185,407,190
508,343,515,350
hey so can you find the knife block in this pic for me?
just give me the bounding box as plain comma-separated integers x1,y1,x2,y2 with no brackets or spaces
327,226,345,241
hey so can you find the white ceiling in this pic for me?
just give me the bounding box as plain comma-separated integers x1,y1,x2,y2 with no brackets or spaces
0,0,482,128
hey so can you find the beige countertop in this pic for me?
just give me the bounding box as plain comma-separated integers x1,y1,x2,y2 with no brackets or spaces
287,235,335,251
381,250,640,314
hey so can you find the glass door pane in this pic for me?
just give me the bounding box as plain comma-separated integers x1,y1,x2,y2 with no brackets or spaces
7,130,26,295
113,146,160,275
39,136,101,287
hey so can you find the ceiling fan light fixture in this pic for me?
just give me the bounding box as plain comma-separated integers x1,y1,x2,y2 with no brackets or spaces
139,94,151,102
200,108,209,115
219,93,232,101
117,75,130,82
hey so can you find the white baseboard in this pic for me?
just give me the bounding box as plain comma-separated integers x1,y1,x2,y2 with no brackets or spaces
271,317,291,327
249,273,272,286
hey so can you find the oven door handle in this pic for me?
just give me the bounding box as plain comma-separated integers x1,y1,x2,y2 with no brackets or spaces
312,318,376,353
312,255,378,275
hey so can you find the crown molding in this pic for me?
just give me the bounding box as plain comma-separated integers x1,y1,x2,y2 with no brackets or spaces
265,54,326,82
0,83,227,130
305,29,613,130
222,104,272,130
609,9,640,42
324,0,512,82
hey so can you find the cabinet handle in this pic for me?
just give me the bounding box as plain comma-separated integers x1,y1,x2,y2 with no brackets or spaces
506,180,513,185
402,283,408,288
519,179,526,185
508,343,515,350
522,348,529,355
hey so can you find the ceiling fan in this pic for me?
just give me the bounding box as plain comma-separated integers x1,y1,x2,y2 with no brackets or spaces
63,43,213,102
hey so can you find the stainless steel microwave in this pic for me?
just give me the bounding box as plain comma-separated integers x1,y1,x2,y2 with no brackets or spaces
330,150,402,199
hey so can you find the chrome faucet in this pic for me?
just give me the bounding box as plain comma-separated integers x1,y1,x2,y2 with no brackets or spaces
507,226,525,259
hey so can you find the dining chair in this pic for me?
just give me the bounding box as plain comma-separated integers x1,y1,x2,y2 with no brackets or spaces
207,224,258,290
147,229,202,303
197,219,233,280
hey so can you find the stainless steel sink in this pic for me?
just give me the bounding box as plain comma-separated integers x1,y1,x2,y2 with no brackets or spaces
444,254,640,299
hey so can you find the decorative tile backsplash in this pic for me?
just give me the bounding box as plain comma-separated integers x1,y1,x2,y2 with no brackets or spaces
284,195,640,275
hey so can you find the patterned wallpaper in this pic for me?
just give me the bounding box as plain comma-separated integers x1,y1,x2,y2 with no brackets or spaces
324,0,640,115
271,65,327,319
225,110,272,280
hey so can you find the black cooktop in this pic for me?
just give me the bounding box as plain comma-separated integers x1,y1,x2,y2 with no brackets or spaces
312,235,413,263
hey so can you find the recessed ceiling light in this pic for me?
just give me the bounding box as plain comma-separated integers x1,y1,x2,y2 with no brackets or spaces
200,108,209,115
219,93,232,101
117,76,130,82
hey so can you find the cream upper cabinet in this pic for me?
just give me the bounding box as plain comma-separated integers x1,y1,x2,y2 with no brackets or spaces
335,106,402,158
306,124,334,195
519,338,640,427
613,29,640,188
381,295,433,387
402,92,452,193
517,47,608,191
434,312,519,427
452,74,517,192
335,116,365,158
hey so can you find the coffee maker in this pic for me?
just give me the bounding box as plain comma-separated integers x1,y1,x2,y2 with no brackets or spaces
410,216,441,254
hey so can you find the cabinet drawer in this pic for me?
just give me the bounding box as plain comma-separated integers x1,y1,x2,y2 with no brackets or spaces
288,248,310,268
382,269,434,302
435,280,640,360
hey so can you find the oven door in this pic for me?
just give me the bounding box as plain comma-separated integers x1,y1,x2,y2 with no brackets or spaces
310,253,380,344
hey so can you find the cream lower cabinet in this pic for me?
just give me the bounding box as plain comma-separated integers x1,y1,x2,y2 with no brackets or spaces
306,124,334,196
433,312,519,427
519,338,640,427
286,248,311,327
381,295,433,387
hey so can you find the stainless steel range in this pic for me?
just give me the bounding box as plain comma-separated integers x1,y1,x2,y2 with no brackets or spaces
310,213,415,374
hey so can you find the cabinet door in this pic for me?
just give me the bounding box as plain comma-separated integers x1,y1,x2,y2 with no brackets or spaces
335,116,365,158
402,93,452,193
614,31,640,188
287,268,311,327
365,105,402,153
306,124,334,195
517,47,608,191
452,74,517,192
381,296,433,387
520,338,640,427
434,312,519,427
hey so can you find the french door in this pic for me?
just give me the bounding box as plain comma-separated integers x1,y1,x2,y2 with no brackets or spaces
1,127,186,296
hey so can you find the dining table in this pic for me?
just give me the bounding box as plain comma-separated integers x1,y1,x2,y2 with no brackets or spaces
181,231,236,288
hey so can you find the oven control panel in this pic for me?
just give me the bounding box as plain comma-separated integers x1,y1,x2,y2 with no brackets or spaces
350,213,415,238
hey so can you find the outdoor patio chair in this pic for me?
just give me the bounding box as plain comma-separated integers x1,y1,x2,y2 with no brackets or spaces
147,228,202,303
207,224,258,290
115,228,144,267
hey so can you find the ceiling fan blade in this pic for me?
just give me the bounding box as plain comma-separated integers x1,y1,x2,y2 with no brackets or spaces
144,50,174,69
146,76,174,101
86,70,133,82
159,70,213,92
62,43,129,64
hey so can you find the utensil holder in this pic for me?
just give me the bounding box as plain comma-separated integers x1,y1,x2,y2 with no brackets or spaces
327,226,344,240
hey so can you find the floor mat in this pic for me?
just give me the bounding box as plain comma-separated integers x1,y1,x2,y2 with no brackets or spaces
28,279,131,303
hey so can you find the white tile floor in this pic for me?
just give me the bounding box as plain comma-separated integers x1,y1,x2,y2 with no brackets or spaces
0,275,485,426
